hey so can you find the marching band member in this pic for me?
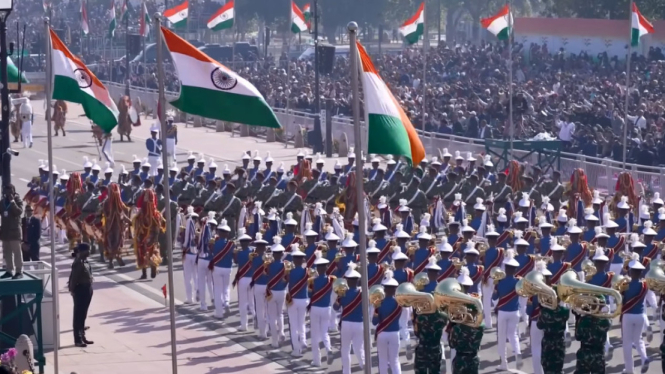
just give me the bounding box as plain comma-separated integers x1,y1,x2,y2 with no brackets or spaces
537,218,554,255
605,214,626,274
286,245,308,357
447,216,462,249
536,262,570,374
232,229,255,331
655,208,665,241
638,205,651,233
513,230,534,337
323,227,342,331
651,193,663,225
197,213,216,311
411,226,435,274
413,257,446,374
129,155,141,177
463,242,483,296
206,159,218,182
482,225,503,329
265,237,288,348
493,249,522,371
394,224,411,253
373,218,392,264
183,151,196,174
209,219,234,318
146,124,162,176
309,250,335,367
302,223,319,268
193,154,206,178
89,161,101,185
81,157,92,181
457,220,476,255
334,262,365,374
448,267,484,374
564,219,586,281
392,247,413,353
251,232,270,339
622,253,651,374
594,227,612,262
585,247,614,359
365,241,383,324
339,233,358,278
582,208,599,242
249,151,261,181
182,207,199,304
615,196,633,233
263,152,274,183
101,162,114,187
422,256,441,292
554,209,568,236
139,158,151,182
373,270,402,374
397,199,415,234
527,260,551,374
494,209,511,249
281,212,300,261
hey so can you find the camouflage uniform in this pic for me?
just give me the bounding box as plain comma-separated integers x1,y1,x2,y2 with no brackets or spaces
574,315,610,374
449,323,484,374
414,311,448,374
536,303,570,374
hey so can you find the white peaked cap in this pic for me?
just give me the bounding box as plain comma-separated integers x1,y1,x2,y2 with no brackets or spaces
207,211,218,226
133,154,141,163
372,217,388,232
652,192,664,205
142,158,151,168
466,152,475,161
659,207,665,221
296,149,306,157
550,237,565,251
425,256,441,271
253,150,261,161
630,233,645,248
557,208,568,222
344,262,361,278
342,232,358,248
386,155,396,165
474,197,486,211
513,211,528,223
497,208,507,222
484,155,493,167
417,225,432,240
512,230,529,246
325,226,340,241
51,165,58,174
197,153,206,163
617,196,630,210
457,267,473,286
277,162,285,173
284,212,298,226
237,228,252,241
304,222,318,237
584,207,598,221
217,218,231,231
541,196,554,212
352,212,359,226
188,151,196,160
242,151,251,160
518,192,530,207
291,244,306,257
463,241,479,255
381,270,399,286
420,213,431,228
271,236,285,252
594,226,609,238
83,156,92,168
92,161,102,171
454,150,463,160
603,213,618,228
348,147,356,158
398,198,411,212
314,250,330,265
150,123,159,132
371,154,380,163
567,219,583,234
186,206,198,217
104,162,113,174
640,204,651,219
592,190,603,204
461,219,476,232
120,164,128,174
378,196,388,209
395,224,411,239
305,150,313,159
60,169,68,179
265,152,274,162
222,164,231,175
628,252,645,270
503,248,519,267
535,260,552,276
485,224,499,236
643,220,657,236
208,158,218,169
441,148,452,157
538,216,554,228
437,238,453,252
392,246,409,261
170,163,179,172
316,153,325,164
366,240,380,253
592,247,609,262
157,159,164,169
431,156,441,166
334,159,342,169
38,159,45,170
252,231,268,244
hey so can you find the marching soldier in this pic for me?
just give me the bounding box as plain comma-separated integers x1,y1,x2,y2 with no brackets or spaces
401,178,428,223
372,218,392,264
621,254,651,374
436,239,456,282
250,232,270,339
165,110,178,163
537,218,554,256
100,163,113,187
309,250,336,367
527,260,551,374
146,124,162,176
334,262,366,374
206,159,218,182
582,208,599,242
286,245,308,357
183,151,196,174
81,157,93,182
411,226,435,274
130,155,141,177
585,247,614,360
279,181,304,221
513,230,534,336
209,219,234,318
218,183,242,237
89,161,101,185
554,208,568,236
482,225,503,328
182,207,199,304
196,213,216,311
536,259,570,374
265,237,288,348
564,219,587,280
232,229,256,331
373,270,402,374
547,238,571,284
494,249,522,371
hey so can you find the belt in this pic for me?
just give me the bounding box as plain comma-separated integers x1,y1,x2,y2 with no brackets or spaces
148,153,160,157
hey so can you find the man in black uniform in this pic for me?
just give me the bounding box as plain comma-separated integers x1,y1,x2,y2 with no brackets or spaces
68,243,94,347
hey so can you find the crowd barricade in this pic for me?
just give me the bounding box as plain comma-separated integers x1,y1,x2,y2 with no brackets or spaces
103,81,665,196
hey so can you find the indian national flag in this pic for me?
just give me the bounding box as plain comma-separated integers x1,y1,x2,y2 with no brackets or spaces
357,41,425,165
398,3,424,45
161,27,281,129
120,0,129,23
140,1,151,37
291,2,307,34
81,0,89,35
303,3,311,29
107,0,116,39
164,1,188,29
50,28,119,132
8,57,28,83
207,1,234,31
631,3,654,47
481,4,512,41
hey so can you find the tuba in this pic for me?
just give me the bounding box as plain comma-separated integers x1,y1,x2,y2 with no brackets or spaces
612,273,630,293
412,272,430,291
645,262,665,295
333,278,349,297
395,282,437,314
557,270,622,318
489,266,506,281
369,285,386,307
434,278,483,327
515,270,558,310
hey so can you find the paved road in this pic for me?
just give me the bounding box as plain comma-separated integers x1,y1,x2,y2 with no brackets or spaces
11,102,663,373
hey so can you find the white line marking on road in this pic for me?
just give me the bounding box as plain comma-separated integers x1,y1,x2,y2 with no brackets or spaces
19,178,29,183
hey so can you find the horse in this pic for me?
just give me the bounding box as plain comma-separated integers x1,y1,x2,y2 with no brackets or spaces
53,100,67,136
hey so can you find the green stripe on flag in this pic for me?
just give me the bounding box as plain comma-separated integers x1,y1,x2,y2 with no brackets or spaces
53,75,117,132
8,58,28,83
108,17,116,38
212,19,233,31
366,113,413,164
173,19,187,29
496,27,511,41
631,28,641,47
404,23,423,45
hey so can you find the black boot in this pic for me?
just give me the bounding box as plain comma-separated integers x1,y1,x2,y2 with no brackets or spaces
150,266,157,279
82,335,94,345
74,331,87,347
139,268,147,280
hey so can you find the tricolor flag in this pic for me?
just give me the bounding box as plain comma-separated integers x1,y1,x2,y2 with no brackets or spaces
43,0,51,14
291,2,307,34
107,0,117,39
481,4,512,41
8,57,29,84
631,3,654,47
80,0,89,35
120,0,129,23
140,1,151,37
398,3,424,45
164,1,188,29
50,28,119,132
207,1,234,31
161,27,281,129
356,41,425,165
302,3,311,29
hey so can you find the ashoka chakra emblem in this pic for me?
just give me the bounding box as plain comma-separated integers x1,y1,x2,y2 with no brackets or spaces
74,68,92,89
211,67,237,91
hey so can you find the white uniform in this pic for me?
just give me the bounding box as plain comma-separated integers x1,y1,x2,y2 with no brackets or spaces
182,218,199,303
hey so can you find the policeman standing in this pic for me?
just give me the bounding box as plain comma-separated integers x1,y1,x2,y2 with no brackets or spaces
68,243,94,347
21,205,41,261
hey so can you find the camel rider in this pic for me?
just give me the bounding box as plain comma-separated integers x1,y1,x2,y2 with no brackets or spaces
146,124,162,176
165,110,177,163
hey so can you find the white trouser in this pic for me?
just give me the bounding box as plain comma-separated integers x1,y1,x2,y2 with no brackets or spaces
497,310,521,364
377,331,401,374
197,259,213,309
266,290,286,347
237,277,254,329
518,297,528,335
21,120,32,148
399,307,411,341
253,284,268,338
183,253,198,303
148,155,160,176
310,306,332,365
212,266,232,317
530,323,543,374
482,279,495,328
166,138,176,162
622,313,648,374
287,298,308,355
329,293,338,331
341,321,365,374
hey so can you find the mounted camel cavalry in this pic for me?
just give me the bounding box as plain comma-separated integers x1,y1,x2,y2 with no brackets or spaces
116,95,141,142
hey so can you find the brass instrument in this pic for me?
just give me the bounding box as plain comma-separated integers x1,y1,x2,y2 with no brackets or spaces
413,272,430,291
307,268,319,287
380,262,394,272
559,235,572,248
489,267,506,281
587,242,597,259
535,254,553,263
262,251,274,265
406,244,418,257
653,258,665,271
317,241,330,255
433,278,484,327
645,262,665,295
411,223,420,236
334,251,345,262
395,282,437,314
612,273,630,293
249,252,259,261
283,260,295,275
392,215,402,226
369,285,386,307
233,240,242,253
515,270,558,309
451,257,467,271
333,278,349,297
476,241,489,258
582,259,597,280
558,271,622,318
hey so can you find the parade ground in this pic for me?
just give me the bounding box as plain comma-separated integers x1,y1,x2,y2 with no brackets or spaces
2,102,660,373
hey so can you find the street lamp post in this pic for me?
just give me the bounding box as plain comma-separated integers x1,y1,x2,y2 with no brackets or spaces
0,0,15,187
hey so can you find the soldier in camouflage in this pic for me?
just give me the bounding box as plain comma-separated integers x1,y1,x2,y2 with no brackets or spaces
413,310,448,374
536,290,570,374
449,321,484,374
574,314,611,374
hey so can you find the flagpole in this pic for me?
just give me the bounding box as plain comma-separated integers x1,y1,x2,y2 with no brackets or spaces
44,16,60,374
348,21,372,374
287,1,291,133
508,0,514,158
155,15,179,374
142,1,147,88
421,2,427,132
622,1,633,169
232,0,237,70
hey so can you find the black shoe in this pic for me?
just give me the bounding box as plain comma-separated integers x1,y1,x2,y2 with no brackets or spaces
82,337,94,345
139,269,147,280
84,326,90,331
12,272,23,280
1,272,13,279
74,342,87,348
150,266,157,279
117,257,125,267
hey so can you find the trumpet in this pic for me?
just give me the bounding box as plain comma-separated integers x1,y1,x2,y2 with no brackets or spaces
317,241,330,255
333,278,349,297
476,241,489,257
412,272,430,291
380,262,394,272
406,244,418,257
411,223,420,236
307,268,318,288
262,251,274,265
559,235,572,248
451,257,467,270
489,267,506,281
369,285,385,308
612,273,630,293
434,278,484,327
249,252,259,261
587,242,597,259
334,251,345,263
535,254,553,263
582,259,597,280
558,270,622,318
515,270,558,309
396,282,437,314
283,260,295,275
